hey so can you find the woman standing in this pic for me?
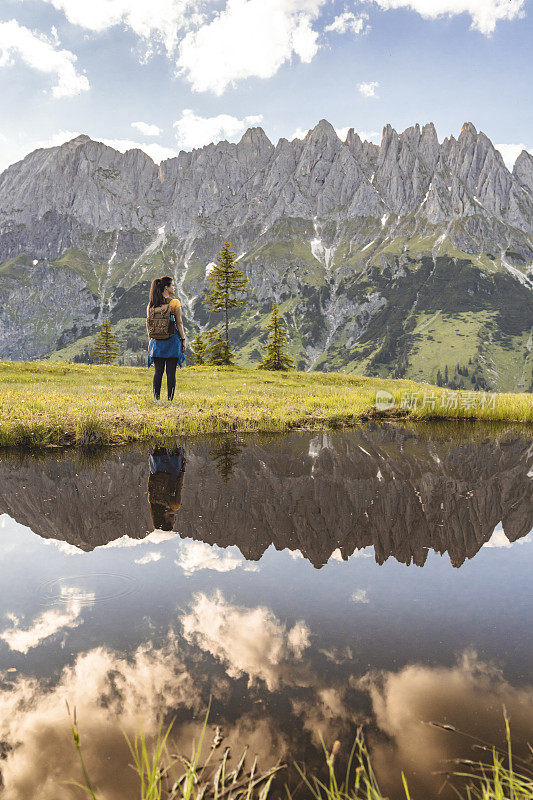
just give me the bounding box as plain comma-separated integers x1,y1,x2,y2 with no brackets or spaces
147,276,186,401
147,446,186,530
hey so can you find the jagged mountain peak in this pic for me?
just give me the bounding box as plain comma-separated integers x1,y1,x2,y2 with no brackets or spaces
0,118,530,237
513,149,533,194
345,128,361,144
381,122,397,141
239,126,273,148
307,118,340,141
0,117,532,389
460,121,478,137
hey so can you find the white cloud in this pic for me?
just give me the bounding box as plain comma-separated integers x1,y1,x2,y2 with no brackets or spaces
357,129,381,142
288,548,304,558
176,0,324,94
135,551,163,564
175,540,259,575
0,19,89,98
26,0,328,93
173,109,263,149
291,127,310,140
42,538,84,555
102,530,176,548
482,522,532,548
368,0,525,35
335,126,350,141
324,11,369,35
358,651,533,797
39,128,81,146
181,590,310,689
358,80,379,97
351,588,370,603
287,620,310,656
329,546,373,562
32,0,200,53
495,143,533,170
131,121,162,136
0,640,200,799
96,137,178,162
0,587,94,654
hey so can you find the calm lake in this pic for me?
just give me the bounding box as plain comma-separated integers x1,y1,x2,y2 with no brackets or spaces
0,422,532,800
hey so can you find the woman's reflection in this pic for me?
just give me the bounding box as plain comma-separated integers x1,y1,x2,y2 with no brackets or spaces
148,446,186,531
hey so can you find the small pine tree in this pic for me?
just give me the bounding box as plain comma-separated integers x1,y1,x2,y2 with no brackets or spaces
91,318,120,364
192,332,207,365
209,436,244,483
444,364,449,384
436,369,443,387
258,301,294,371
203,241,248,353
205,328,235,366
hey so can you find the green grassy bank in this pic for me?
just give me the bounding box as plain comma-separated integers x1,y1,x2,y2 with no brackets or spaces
0,360,531,447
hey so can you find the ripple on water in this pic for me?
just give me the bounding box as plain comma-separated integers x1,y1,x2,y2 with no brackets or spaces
37,573,138,606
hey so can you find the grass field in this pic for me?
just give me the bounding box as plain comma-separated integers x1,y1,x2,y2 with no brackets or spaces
0,360,531,447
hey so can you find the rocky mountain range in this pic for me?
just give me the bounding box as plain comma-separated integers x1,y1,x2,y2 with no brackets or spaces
0,120,532,389
0,425,531,567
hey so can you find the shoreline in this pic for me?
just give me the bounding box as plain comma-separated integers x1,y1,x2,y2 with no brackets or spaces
0,360,531,448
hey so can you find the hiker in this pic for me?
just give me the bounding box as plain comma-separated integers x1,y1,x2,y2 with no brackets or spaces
146,276,186,401
147,446,186,531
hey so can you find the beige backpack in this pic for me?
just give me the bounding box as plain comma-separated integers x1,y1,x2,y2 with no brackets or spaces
147,303,172,339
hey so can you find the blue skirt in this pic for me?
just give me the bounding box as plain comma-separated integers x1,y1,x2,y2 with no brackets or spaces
148,333,185,367
149,449,185,477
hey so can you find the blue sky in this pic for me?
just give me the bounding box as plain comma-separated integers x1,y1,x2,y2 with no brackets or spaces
0,0,531,172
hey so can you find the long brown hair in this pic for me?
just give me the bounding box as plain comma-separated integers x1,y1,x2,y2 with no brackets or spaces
148,275,173,308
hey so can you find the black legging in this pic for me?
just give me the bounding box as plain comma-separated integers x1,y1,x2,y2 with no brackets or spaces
153,357,178,401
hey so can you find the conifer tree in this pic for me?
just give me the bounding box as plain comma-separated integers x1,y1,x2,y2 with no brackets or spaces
203,241,248,357
205,328,235,367
192,332,207,365
91,318,120,364
258,301,294,371
209,436,244,483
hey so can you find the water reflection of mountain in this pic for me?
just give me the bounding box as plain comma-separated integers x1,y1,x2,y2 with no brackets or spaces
0,424,531,567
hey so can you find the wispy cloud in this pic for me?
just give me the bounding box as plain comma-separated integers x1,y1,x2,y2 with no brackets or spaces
495,142,533,170
175,541,259,576
131,121,162,137
358,80,379,98
95,137,177,162
135,551,163,565
102,531,176,548
0,19,89,98
367,0,525,36
324,12,369,36
174,110,263,149
0,586,94,654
